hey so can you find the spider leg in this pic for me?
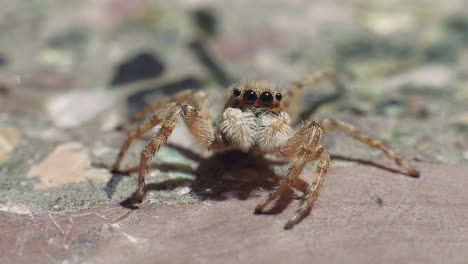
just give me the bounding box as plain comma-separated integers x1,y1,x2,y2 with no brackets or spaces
136,104,216,202
113,90,211,171
118,89,211,130
321,119,419,177
285,146,330,229
112,103,175,172
282,69,345,123
255,122,326,222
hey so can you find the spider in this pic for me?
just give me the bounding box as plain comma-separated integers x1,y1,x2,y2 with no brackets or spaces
111,70,419,229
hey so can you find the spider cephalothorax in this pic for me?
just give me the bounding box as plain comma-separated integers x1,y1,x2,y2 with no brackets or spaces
112,70,419,229
226,81,283,113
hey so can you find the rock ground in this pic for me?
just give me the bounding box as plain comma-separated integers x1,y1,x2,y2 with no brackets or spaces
1,1,467,263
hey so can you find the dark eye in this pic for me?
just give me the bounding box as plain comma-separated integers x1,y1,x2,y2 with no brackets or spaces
243,90,257,105
233,88,241,97
275,93,282,101
259,91,273,106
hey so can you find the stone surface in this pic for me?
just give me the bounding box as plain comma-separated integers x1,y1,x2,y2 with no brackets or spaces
110,52,165,86
0,127,20,163
26,142,111,190
1,164,468,264
0,0,467,263
46,90,118,128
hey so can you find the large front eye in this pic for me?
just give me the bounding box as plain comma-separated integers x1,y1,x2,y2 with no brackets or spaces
243,90,257,105
259,91,273,106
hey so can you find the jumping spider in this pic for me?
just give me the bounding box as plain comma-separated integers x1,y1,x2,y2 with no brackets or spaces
112,70,419,229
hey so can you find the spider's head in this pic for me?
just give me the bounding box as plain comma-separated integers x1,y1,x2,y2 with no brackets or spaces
226,81,283,113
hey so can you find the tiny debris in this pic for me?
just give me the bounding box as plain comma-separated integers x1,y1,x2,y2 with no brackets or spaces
376,197,384,206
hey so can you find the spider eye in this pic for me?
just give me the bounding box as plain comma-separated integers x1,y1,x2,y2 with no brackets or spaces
243,90,257,105
275,93,282,101
233,88,241,97
259,91,273,106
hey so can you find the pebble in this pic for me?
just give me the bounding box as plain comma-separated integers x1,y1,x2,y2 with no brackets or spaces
365,12,415,36
110,52,165,86
0,127,21,163
0,201,31,214
26,142,111,190
450,112,468,131
46,90,117,128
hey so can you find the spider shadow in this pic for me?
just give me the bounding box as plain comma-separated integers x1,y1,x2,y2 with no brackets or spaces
118,144,416,218
330,154,419,178
120,144,309,216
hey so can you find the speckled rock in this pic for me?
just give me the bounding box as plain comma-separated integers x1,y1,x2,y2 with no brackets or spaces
0,127,20,163
1,0,468,263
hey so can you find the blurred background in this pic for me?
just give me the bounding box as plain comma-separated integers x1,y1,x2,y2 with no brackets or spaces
1,0,468,158
1,0,468,210
1,1,468,263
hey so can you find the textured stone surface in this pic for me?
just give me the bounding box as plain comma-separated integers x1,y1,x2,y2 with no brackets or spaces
0,127,20,163
1,164,468,264
26,143,111,190
1,0,467,263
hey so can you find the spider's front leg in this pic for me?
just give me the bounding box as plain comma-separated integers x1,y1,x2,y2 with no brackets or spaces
112,103,173,172
118,89,211,130
135,103,217,202
112,89,211,173
255,121,330,229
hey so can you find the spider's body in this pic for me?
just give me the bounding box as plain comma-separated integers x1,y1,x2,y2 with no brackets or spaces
113,70,419,229
219,81,292,153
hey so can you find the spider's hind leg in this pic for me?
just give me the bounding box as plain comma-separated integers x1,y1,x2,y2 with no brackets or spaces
321,118,419,177
282,69,345,123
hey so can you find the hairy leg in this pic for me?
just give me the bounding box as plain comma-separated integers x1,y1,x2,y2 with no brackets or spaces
113,89,211,171
112,102,176,172
118,89,211,130
136,104,216,202
285,147,330,229
255,122,326,224
282,69,345,123
321,118,419,177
